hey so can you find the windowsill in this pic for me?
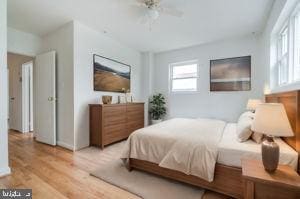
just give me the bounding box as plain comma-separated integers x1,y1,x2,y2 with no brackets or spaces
169,91,200,95
169,90,253,95
271,81,300,93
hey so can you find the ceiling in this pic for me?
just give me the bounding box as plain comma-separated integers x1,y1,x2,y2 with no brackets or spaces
8,0,274,52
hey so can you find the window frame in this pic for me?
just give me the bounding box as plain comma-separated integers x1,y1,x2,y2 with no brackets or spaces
169,60,199,94
293,9,300,81
277,25,289,85
274,2,300,88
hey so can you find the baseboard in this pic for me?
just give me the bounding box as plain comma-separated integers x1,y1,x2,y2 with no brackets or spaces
0,166,11,177
57,141,74,151
9,128,22,133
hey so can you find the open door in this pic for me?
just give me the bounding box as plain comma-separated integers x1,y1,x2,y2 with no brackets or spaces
35,51,56,146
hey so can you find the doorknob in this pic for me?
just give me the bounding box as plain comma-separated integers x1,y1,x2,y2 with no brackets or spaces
10,97,15,100
48,97,54,101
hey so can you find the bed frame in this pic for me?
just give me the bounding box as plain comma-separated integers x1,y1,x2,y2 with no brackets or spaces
128,90,300,199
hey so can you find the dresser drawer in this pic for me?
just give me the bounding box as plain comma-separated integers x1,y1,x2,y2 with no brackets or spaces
103,124,127,145
127,113,144,122
103,106,126,126
103,115,126,126
103,105,126,115
127,104,144,122
127,104,144,113
127,120,144,135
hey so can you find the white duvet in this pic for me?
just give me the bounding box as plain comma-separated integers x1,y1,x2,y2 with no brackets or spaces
121,118,226,182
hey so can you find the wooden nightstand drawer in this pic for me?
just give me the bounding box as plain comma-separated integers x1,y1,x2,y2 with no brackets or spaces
255,182,300,198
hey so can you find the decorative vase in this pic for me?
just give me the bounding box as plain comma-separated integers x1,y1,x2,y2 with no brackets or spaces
102,96,112,104
151,119,162,125
261,136,279,172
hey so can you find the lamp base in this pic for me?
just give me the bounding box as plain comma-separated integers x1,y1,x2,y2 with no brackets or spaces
261,136,279,172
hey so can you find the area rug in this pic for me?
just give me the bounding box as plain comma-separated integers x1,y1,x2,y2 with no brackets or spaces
91,159,204,199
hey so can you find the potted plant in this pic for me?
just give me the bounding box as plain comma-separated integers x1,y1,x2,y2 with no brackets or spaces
149,93,167,125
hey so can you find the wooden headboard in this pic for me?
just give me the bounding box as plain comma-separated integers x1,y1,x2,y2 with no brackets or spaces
265,90,300,171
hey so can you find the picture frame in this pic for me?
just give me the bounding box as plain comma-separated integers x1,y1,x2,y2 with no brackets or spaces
210,56,251,91
93,54,131,92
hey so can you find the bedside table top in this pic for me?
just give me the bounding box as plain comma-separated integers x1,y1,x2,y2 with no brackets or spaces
242,159,300,190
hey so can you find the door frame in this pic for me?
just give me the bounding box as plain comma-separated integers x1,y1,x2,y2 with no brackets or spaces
7,52,34,133
21,61,34,133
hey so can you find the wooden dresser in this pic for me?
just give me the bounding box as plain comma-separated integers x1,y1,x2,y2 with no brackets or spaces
89,103,144,149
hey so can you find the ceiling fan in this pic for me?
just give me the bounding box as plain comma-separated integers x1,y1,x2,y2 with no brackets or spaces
133,0,183,27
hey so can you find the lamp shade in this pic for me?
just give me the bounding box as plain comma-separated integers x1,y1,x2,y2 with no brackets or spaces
246,99,262,111
251,103,294,137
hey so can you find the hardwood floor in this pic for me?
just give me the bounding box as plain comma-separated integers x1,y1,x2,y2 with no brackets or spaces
0,131,229,199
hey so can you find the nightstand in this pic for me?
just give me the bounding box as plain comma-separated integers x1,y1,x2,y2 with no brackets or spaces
242,159,300,199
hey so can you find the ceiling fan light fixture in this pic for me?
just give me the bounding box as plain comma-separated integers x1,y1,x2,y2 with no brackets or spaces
147,9,159,20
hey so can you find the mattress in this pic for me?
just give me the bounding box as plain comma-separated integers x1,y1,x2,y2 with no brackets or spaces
217,123,298,170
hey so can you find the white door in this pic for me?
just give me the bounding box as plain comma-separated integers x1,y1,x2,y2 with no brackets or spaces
9,65,19,130
35,51,56,145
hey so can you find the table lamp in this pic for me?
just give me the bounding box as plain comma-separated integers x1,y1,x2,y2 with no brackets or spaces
251,103,294,172
246,99,262,112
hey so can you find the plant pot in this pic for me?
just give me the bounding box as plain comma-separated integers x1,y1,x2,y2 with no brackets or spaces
151,119,162,125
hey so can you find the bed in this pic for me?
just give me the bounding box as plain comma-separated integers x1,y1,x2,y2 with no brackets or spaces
122,90,300,198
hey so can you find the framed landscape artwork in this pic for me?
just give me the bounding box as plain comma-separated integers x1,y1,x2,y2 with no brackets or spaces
93,54,131,92
210,56,251,91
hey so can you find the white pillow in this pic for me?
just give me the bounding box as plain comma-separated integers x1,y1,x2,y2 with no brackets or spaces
238,111,255,121
236,112,254,142
251,132,264,143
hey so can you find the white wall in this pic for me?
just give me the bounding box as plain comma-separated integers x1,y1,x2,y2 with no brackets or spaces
40,22,75,150
0,0,10,177
73,22,143,150
141,52,154,125
8,27,42,56
153,35,265,122
38,21,144,150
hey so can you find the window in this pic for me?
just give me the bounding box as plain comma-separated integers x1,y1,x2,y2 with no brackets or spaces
294,12,300,80
273,3,300,87
170,61,198,92
278,27,289,85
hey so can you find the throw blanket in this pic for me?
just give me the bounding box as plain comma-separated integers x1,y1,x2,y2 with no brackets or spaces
121,118,226,182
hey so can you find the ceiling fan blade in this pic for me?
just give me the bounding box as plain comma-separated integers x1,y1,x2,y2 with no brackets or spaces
132,0,148,8
130,4,144,9
153,0,162,4
128,4,151,24
159,6,183,17
135,0,146,3
128,4,149,18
